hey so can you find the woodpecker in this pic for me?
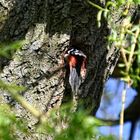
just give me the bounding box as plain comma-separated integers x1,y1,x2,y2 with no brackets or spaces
64,48,87,100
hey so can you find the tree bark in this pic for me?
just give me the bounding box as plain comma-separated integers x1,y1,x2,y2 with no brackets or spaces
0,0,136,139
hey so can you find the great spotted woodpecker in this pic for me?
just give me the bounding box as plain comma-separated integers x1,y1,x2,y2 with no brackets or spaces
64,48,87,93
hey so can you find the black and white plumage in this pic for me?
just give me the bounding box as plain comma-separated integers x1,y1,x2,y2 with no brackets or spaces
64,48,87,93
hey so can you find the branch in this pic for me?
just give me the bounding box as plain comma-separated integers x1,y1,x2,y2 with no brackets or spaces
119,83,128,140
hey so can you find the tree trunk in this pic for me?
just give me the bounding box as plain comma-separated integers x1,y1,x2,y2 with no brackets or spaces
0,0,135,139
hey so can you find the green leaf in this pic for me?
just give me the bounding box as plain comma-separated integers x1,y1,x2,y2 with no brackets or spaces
117,0,125,6
0,104,28,140
0,40,24,58
118,63,125,68
97,10,102,27
133,0,140,4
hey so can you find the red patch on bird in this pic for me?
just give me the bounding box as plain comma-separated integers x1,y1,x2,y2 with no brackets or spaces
69,56,77,67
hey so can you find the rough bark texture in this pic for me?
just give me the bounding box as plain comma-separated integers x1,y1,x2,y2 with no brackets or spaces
0,0,136,139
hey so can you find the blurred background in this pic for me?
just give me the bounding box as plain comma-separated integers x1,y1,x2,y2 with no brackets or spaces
97,78,140,140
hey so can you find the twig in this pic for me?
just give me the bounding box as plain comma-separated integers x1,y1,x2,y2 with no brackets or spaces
87,0,108,12
93,117,119,126
120,47,128,69
119,83,128,140
127,28,139,72
119,26,129,71
28,64,65,89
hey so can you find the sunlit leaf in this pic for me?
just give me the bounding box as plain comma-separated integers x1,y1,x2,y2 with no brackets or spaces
0,40,24,58
97,10,102,27
133,0,140,4
116,0,125,6
118,63,125,68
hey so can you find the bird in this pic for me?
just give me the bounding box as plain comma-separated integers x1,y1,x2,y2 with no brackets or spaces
64,48,87,110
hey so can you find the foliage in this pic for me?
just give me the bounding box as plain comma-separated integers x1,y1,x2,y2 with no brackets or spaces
88,1,140,140
0,79,117,140
0,41,24,58
37,105,116,140
0,103,28,140
88,0,140,86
